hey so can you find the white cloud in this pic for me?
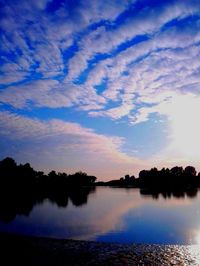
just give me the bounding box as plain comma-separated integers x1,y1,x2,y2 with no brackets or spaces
1,0,200,175
0,80,106,109
0,111,145,179
90,95,135,119
66,0,200,80
1,0,200,120
0,0,131,81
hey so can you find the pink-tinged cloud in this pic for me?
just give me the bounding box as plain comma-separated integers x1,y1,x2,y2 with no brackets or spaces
0,111,146,180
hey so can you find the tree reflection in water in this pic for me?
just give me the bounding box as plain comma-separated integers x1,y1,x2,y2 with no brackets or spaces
140,187,198,200
0,157,96,223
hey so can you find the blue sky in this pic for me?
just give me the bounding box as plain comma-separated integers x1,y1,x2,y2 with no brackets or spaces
1,0,200,180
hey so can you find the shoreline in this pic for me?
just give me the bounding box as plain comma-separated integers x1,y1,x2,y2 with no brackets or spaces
1,233,200,265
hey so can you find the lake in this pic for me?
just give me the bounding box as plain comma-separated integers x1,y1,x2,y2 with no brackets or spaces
1,186,200,245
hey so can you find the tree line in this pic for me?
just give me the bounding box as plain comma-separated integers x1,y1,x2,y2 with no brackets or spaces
1,157,200,221
98,165,200,192
0,157,96,188
0,157,96,222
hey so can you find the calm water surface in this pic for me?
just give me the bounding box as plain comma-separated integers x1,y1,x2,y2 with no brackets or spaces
1,187,200,244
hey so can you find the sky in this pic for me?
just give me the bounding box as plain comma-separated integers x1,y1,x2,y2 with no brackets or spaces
1,0,200,180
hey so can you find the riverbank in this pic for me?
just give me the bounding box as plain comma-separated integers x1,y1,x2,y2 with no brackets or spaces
1,233,200,265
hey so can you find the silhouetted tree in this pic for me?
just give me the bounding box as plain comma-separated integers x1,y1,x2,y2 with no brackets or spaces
170,166,183,176
0,157,97,223
184,166,196,176
137,164,199,194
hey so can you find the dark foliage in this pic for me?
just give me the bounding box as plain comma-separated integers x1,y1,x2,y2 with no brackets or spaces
0,157,96,223
100,174,136,187
137,166,200,190
136,166,200,199
98,166,200,199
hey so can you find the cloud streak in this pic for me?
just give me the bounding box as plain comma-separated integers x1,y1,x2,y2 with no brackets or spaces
1,1,200,120
1,0,200,176
0,111,145,179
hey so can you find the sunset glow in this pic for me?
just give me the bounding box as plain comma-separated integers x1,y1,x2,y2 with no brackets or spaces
169,95,200,159
1,0,200,179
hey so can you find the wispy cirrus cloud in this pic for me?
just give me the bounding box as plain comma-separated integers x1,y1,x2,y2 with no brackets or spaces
1,0,200,119
66,0,199,80
1,0,200,175
0,79,106,109
0,110,145,179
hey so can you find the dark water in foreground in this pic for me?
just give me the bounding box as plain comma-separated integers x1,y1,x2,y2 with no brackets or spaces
1,187,200,245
